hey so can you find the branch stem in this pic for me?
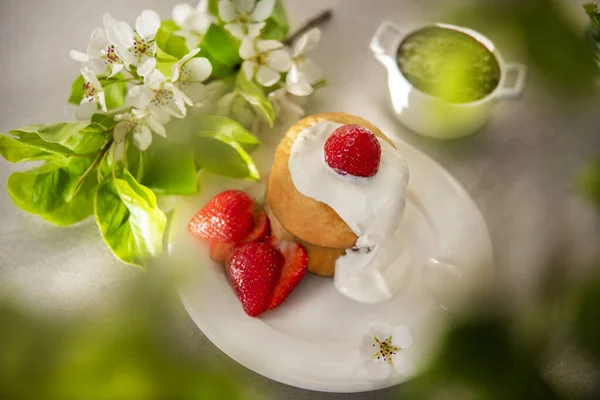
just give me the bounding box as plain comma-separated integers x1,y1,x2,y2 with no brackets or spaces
69,138,114,201
284,10,333,46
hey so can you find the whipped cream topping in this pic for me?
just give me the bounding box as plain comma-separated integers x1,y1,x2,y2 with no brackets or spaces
288,121,410,303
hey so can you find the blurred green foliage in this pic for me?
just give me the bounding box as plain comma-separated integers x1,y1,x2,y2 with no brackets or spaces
0,270,254,400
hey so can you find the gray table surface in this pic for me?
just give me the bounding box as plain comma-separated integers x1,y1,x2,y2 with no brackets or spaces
1,0,600,398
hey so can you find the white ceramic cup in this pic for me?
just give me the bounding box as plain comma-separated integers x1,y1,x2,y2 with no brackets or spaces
370,22,527,139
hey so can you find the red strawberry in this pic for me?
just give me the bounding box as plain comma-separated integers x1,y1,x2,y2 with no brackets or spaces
267,240,308,310
324,124,381,177
227,242,283,317
243,211,270,243
188,190,256,243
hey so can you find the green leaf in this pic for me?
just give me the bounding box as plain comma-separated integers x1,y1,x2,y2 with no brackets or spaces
91,113,117,131
236,72,276,126
194,134,259,181
156,21,190,59
199,24,241,78
140,136,198,195
262,0,290,41
94,170,167,268
102,81,127,110
68,75,85,105
0,134,71,163
125,140,149,182
7,158,97,226
195,115,259,151
207,0,219,19
577,159,600,207
23,122,108,155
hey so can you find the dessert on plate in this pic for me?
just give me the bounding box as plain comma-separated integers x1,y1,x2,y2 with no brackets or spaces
188,112,410,316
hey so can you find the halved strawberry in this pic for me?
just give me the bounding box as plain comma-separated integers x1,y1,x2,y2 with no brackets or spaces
227,242,283,317
243,211,270,243
188,190,256,243
209,241,235,263
267,240,308,310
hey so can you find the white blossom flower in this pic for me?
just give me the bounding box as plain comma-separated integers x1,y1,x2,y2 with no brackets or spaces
218,0,274,39
128,69,193,124
70,14,124,77
172,0,213,49
240,38,291,87
286,28,323,96
359,320,417,380
106,10,161,77
114,109,166,151
268,88,305,121
75,68,107,120
171,48,212,102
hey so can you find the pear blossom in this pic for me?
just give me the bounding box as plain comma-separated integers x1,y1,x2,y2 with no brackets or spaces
268,88,305,121
359,320,417,380
286,28,323,96
128,69,193,124
75,68,107,120
106,10,161,77
114,109,166,151
172,0,213,49
70,14,124,77
171,48,213,102
218,0,274,39
240,38,291,87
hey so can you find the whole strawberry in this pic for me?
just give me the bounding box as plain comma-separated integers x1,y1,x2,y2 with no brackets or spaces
324,124,382,178
188,190,255,243
227,242,283,317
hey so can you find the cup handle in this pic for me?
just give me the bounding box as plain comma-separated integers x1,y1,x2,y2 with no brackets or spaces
370,21,404,58
496,63,527,100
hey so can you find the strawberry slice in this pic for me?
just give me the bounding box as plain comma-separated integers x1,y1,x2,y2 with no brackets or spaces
243,211,270,243
267,240,308,310
227,242,283,317
209,241,235,263
188,190,256,243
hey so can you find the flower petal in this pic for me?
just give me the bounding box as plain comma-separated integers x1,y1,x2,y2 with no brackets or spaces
102,13,115,29
136,10,161,40
97,91,108,112
75,101,98,121
85,59,108,75
150,107,172,124
218,0,237,23
186,12,212,34
300,58,323,84
185,57,212,82
106,21,135,48
247,22,264,38
113,121,131,143
179,48,201,65
359,334,379,359
391,325,414,349
137,57,157,77
128,85,153,110
226,23,245,40
70,50,90,62
234,0,255,13
392,354,417,377
145,69,167,88
362,358,391,380
171,63,182,82
292,27,321,57
109,63,125,78
133,124,153,151
81,68,102,87
114,47,136,69
239,37,257,59
146,116,167,137
256,39,282,53
173,85,194,107
286,64,312,96
368,320,393,341
267,49,291,72
251,0,274,22
183,82,208,103
256,65,280,86
87,28,109,56
172,3,194,26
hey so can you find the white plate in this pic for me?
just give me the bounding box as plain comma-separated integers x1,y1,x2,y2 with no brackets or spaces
169,123,493,393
